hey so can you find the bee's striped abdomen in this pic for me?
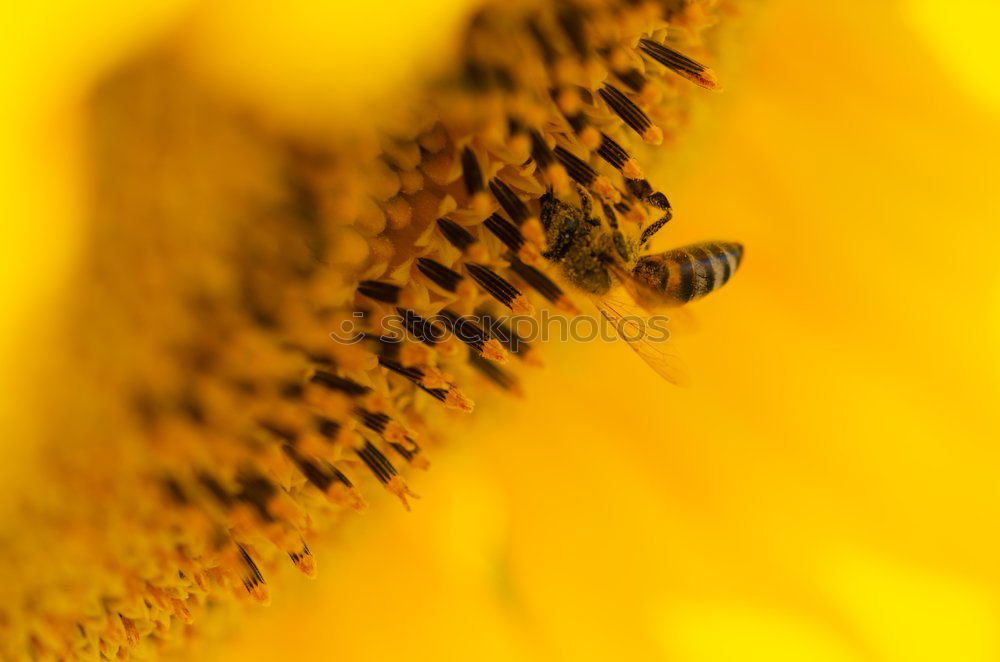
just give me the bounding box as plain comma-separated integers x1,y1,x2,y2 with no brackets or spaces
632,241,743,304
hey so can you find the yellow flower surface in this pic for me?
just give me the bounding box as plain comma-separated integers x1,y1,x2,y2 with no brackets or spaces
2,0,999,661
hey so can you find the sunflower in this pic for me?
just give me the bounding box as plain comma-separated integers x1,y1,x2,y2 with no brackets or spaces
2,0,999,660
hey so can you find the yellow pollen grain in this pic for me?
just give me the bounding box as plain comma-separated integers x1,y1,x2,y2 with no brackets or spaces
444,388,475,413
293,553,317,579
370,159,402,199
456,279,479,300
385,195,412,230
509,132,532,161
593,176,622,202
622,158,644,180
517,242,542,265
580,126,602,150
386,476,418,511
421,366,451,390
556,88,582,115
545,163,571,194
466,242,491,264
384,421,410,445
511,294,535,316
642,125,664,145
639,83,662,106
355,198,388,236
247,583,271,606
696,66,720,90
409,454,431,470
522,218,546,247
398,168,424,194
482,339,509,364
471,190,493,215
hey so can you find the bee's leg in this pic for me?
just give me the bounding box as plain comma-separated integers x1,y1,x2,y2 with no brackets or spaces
601,202,619,230
612,230,630,261
572,182,596,221
638,211,673,247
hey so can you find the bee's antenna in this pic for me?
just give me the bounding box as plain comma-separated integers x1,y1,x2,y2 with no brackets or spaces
601,202,619,229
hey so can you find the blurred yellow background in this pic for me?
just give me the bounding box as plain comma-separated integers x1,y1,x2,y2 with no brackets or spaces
3,0,1000,660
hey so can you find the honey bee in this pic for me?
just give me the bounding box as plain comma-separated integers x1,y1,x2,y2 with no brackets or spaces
539,188,743,383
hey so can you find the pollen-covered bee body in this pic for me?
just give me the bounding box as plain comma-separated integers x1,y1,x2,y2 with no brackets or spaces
632,241,744,306
540,190,633,296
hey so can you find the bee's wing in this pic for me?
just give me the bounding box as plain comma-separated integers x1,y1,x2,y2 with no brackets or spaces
604,258,679,311
603,255,699,334
592,293,691,387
